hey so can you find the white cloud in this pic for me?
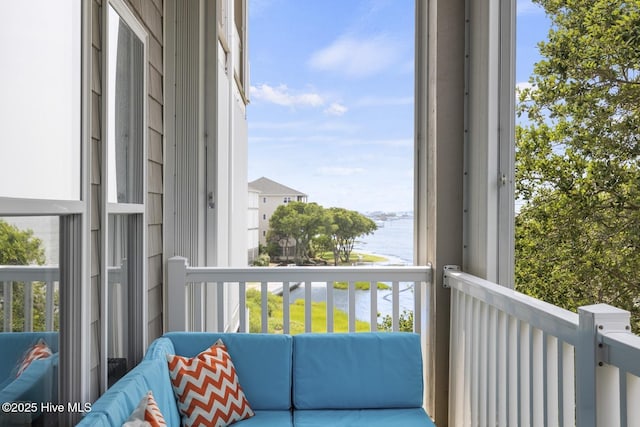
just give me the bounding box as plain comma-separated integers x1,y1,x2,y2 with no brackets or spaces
324,102,348,116
317,166,365,176
250,84,324,107
308,35,401,77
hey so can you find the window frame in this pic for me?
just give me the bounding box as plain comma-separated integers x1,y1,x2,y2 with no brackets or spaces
0,0,89,420
102,0,149,393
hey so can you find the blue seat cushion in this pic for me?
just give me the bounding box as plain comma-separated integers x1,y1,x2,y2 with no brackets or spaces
235,410,292,426
293,408,436,427
164,332,293,410
293,333,424,409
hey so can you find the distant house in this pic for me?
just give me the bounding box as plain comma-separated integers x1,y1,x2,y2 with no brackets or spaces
248,177,308,246
247,185,260,263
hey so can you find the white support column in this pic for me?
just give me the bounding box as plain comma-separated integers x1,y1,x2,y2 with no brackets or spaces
415,0,465,424
576,304,631,427
167,257,188,331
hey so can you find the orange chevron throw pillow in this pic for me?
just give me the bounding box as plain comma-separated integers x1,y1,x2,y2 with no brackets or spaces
123,390,167,427
167,340,254,427
16,339,52,377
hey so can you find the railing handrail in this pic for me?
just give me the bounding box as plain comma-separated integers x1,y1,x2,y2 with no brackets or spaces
445,268,579,345
600,331,640,378
182,265,432,283
0,265,60,282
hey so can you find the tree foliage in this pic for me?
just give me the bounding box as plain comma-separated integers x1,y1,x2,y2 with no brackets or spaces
324,207,377,265
267,203,376,265
268,202,327,264
0,220,51,332
516,0,640,329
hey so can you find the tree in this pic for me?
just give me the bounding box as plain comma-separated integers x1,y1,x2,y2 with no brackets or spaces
0,220,49,332
268,202,326,264
324,208,377,265
516,0,640,329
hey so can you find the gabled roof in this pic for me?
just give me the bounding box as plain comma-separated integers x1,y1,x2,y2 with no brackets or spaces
248,177,307,196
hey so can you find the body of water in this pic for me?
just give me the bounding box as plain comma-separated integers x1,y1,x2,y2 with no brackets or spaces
289,215,415,324
354,216,413,265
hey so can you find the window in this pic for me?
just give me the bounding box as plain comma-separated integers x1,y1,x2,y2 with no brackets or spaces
0,1,84,420
105,0,147,388
0,1,81,200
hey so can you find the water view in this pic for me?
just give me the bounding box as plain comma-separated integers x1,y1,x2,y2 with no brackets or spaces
289,214,415,323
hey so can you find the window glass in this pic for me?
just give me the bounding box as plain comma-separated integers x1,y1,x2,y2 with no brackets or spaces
107,214,130,386
0,216,60,425
107,4,144,204
0,1,81,200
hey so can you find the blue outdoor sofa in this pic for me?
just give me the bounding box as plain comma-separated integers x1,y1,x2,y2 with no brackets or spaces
77,332,435,426
0,332,59,426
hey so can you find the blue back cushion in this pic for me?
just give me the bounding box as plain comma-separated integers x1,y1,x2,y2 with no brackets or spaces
292,333,424,409
0,332,59,383
164,332,293,410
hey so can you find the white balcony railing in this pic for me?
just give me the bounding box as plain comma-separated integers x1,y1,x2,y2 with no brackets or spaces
0,265,59,332
167,256,432,334
167,258,640,426
445,267,640,427
0,264,124,333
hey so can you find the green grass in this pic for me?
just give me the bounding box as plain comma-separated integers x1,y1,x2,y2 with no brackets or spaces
333,281,391,290
246,289,371,334
318,251,388,265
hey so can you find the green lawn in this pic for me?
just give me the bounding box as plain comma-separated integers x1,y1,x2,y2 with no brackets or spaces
333,281,391,290
318,251,388,265
246,289,371,334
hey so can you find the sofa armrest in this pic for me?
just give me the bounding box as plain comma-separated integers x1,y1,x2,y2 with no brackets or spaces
144,337,175,360
0,353,58,410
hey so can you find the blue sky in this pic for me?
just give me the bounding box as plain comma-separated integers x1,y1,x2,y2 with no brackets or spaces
248,0,549,213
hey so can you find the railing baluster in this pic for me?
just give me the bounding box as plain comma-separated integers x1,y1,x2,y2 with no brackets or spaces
24,282,33,332
413,281,420,334
326,281,334,333
392,281,399,332
239,281,247,333
545,334,558,427
479,302,488,426
562,343,576,426
348,281,356,332
497,311,508,427
487,305,497,427
304,281,311,333
508,316,518,427
261,282,268,334
619,369,627,427
369,280,377,332
282,281,290,335
3,282,12,332
45,281,54,331
520,322,531,426
217,281,225,332
469,298,480,426
562,342,575,426
628,374,640,426
448,289,461,427
532,328,544,427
